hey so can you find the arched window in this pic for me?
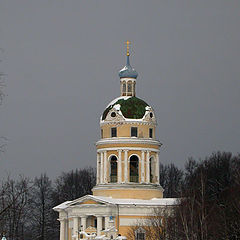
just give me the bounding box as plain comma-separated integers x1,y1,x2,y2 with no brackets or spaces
150,157,154,183
110,156,117,183
130,155,139,183
135,227,146,240
122,82,126,93
127,82,132,92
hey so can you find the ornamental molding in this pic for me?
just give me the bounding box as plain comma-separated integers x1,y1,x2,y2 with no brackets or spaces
97,147,160,153
96,138,161,146
100,120,157,127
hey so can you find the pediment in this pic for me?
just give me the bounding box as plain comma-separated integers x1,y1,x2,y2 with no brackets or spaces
68,195,110,207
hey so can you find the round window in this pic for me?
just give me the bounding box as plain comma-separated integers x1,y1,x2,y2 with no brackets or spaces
150,112,153,118
111,112,116,117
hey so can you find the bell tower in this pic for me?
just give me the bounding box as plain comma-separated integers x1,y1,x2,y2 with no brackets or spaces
92,42,163,200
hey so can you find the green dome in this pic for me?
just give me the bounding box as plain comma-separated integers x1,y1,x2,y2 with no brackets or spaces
102,96,149,120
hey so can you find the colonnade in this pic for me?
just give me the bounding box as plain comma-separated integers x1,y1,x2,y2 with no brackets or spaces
96,150,160,184
60,215,111,240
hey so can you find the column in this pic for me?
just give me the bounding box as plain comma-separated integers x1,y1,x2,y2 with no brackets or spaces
104,151,107,183
97,153,100,184
141,150,145,183
117,150,122,183
81,216,87,232
100,152,104,184
124,150,128,182
155,152,160,183
97,216,103,236
146,151,150,183
73,217,78,239
60,219,65,240
105,216,109,230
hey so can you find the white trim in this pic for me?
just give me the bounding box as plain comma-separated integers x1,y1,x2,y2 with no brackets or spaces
141,151,145,183
146,151,150,183
96,138,161,146
118,150,122,183
100,121,157,127
97,147,160,153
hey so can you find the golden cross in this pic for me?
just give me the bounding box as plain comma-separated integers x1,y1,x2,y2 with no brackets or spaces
125,40,131,56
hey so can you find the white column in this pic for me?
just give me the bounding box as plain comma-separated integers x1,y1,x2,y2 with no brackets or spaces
97,153,100,184
118,150,122,183
155,152,160,183
124,150,128,182
60,220,65,240
146,151,150,183
104,151,107,183
81,216,87,231
97,216,103,236
105,216,109,230
141,150,145,183
73,217,78,239
100,152,104,184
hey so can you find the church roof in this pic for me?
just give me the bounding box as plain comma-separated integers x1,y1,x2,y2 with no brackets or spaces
102,96,150,121
53,195,179,211
118,55,138,79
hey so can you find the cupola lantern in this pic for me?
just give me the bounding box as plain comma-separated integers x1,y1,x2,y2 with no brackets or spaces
119,41,138,97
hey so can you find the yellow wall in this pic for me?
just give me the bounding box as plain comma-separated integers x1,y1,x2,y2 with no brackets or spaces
93,188,163,199
101,124,155,139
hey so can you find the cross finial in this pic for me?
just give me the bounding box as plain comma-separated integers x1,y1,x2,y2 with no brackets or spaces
125,40,131,56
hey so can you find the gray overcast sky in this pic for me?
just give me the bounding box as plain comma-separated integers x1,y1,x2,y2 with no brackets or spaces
0,0,239,179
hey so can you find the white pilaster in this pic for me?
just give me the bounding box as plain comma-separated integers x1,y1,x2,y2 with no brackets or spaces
81,216,87,231
124,150,128,182
97,153,100,184
141,150,145,183
146,151,150,183
60,220,65,240
104,151,107,183
155,152,160,183
117,150,122,183
97,216,103,236
100,152,104,184
73,217,78,239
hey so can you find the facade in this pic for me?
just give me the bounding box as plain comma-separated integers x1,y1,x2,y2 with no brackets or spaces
53,44,178,240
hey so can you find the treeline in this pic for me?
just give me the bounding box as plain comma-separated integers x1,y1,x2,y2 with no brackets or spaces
1,152,239,240
148,151,240,240
0,167,96,240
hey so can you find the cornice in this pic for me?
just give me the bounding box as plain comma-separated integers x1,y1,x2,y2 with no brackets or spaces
100,120,157,127
96,138,162,147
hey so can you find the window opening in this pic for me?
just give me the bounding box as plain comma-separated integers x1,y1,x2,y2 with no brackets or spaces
149,128,153,138
150,157,154,183
111,127,117,137
123,83,126,92
110,156,117,183
128,82,132,92
131,127,138,137
130,155,139,183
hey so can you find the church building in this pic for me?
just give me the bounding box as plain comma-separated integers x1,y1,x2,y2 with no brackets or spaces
53,42,177,240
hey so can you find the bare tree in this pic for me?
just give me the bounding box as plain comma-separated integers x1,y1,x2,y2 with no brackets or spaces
28,174,54,240
0,176,30,240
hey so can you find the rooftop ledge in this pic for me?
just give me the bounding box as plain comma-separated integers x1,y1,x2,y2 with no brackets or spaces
96,137,162,146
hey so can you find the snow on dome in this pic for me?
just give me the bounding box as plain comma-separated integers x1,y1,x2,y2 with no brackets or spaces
102,96,150,121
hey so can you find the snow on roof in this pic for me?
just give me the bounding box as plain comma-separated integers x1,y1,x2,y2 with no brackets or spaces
106,96,131,108
53,195,179,211
53,201,72,210
92,196,179,206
